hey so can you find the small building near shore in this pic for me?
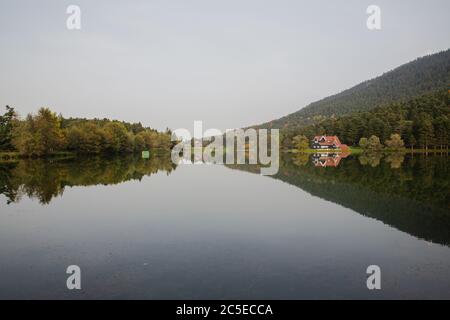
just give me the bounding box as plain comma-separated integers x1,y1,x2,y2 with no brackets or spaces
311,135,349,151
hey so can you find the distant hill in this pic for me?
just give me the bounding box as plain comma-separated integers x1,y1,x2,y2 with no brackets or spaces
255,49,450,130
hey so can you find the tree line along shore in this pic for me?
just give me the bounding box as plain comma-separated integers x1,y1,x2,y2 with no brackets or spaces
0,106,173,159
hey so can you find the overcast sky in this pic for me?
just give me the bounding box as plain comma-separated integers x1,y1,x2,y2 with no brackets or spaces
0,0,449,132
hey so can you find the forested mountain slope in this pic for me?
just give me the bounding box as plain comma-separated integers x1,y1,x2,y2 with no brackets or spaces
256,49,450,130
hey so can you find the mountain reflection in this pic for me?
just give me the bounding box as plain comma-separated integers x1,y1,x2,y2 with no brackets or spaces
1,151,449,246
227,152,450,247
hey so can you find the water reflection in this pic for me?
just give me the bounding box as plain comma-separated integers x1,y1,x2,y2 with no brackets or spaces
228,152,450,246
358,152,383,167
0,152,176,204
311,152,350,167
1,151,449,246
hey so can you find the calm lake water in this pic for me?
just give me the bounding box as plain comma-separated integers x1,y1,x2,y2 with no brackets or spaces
0,152,449,299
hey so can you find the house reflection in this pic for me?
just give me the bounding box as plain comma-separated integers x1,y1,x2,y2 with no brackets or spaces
311,152,350,167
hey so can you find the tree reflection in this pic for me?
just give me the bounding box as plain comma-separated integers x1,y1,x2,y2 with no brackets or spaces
384,152,406,168
292,153,309,167
358,153,383,167
2,150,449,246
0,152,176,205
227,152,450,246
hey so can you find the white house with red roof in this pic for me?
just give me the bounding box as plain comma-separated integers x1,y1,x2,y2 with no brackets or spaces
311,136,349,150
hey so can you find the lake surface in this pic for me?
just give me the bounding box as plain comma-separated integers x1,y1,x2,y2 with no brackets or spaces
0,152,449,299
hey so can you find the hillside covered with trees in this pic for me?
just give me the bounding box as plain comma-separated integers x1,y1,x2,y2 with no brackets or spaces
0,107,172,157
282,90,450,150
256,49,450,130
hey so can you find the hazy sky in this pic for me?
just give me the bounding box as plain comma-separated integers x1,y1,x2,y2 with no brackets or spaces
1,0,449,132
